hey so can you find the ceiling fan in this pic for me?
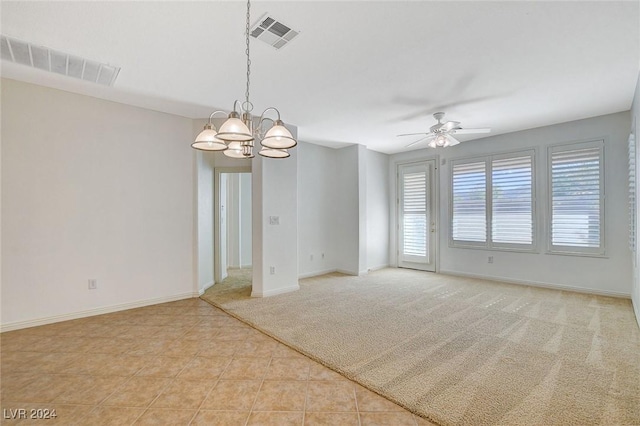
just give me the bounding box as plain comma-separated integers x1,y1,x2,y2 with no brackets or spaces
397,112,491,148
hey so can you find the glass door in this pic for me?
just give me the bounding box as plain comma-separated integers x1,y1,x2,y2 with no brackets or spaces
398,161,436,271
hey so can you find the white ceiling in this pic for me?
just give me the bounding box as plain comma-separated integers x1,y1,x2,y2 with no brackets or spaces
2,1,638,154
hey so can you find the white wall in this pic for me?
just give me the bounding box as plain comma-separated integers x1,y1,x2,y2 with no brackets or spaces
251,127,299,297
297,142,390,277
390,112,632,296
1,79,196,329
357,145,368,274
631,72,640,324
335,145,361,275
297,142,340,277
366,149,390,271
196,150,214,293
219,173,228,281
240,173,252,267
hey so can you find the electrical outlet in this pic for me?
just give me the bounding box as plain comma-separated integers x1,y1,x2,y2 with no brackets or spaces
269,216,280,225
88,279,98,290
488,256,494,264
270,266,276,275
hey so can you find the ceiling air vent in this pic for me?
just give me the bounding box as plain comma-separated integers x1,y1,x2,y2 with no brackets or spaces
250,14,299,50
0,34,120,86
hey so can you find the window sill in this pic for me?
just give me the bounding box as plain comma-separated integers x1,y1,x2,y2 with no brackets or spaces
449,243,538,254
545,250,608,259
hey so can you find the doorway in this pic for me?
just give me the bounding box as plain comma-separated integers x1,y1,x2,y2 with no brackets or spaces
214,168,252,284
397,160,437,272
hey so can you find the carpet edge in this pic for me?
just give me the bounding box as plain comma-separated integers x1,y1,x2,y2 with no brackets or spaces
199,294,443,426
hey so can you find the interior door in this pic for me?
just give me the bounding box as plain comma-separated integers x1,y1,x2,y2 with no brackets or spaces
398,161,436,271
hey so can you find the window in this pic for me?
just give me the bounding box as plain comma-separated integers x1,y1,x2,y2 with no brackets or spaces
451,150,535,250
402,170,428,258
548,140,604,255
452,160,487,244
492,155,533,245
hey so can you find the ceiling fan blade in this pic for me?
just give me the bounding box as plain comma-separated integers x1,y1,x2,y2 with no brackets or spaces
406,135,435,148
397,132,429,137
452,128,491,134
441,121,461,131
445,134,461,147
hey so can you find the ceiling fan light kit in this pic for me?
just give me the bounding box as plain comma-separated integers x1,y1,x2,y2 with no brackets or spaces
398,112,491,149
428,133,460,148
191,0,297,159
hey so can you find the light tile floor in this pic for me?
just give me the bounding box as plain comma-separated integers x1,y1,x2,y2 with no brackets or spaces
1,298,436,425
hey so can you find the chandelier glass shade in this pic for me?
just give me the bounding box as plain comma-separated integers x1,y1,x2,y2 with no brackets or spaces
216,112,253,142
191,0,296,159
220,141,249,159
261,120,297,149
191,123,228,151
259,147,290,158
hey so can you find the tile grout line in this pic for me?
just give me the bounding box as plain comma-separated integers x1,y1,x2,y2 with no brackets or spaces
301,360,311,426
243,353,274,426
353,382,362,426
53,355,142,416
186,339,237,426
176,312,228,425
109,315,202,425
124,315,202,425
412,413,420,426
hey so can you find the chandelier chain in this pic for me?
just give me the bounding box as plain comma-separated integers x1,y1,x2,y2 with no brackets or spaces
192,0,296,158
244,0,251,108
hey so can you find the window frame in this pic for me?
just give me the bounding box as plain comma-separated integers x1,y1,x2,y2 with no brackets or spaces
546,139,605,257
449,149,537,252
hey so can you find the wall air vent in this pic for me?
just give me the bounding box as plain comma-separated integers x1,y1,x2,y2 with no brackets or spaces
250,14,299,50
0,35,120,86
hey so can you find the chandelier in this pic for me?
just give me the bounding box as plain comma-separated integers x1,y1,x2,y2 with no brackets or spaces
191,0,297,159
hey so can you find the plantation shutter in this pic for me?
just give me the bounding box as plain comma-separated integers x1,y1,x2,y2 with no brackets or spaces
452,161,487,243
492,155,533,245
550,142,604,253
402,171,427,257
629,133,636,252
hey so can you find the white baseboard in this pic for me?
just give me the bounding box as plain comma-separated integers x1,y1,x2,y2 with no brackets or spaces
336,269,359,276
367,264,389,273
199,281,215,296
299,268,371,279
251,284,300,298
298,268,338,279
1,291,199,333
439,269,631,298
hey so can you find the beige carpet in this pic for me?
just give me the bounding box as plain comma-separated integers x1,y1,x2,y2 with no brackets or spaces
202,268,640,426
